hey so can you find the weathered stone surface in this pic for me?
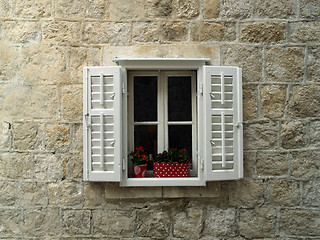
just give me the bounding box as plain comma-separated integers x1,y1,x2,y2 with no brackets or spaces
85,0,108,19
24,208,61,236
242,86,258,120
84,182,107,207
108,0,144,20
310,121,320,147
0,121,11,150
65,154,82,179
2,21,40,44
241,22,286,43
203,208,236,237
262,85,286,119
300,0,320,19
0,209,21,235
20,182,47,207
289,85,320,118
243,151,256,178
266,47,304,82
55,0,84,18
83,22,130,44
62,210,91,235
203,0,220,19
14,0,53,18
163,182,221,198
72,123,83,152
48,181,82,206
136,209,170,238
223,45,262,82
243,121,278,150
303,179,320,207
280,209,320,236
228,179,264,208
145,0,172,18
0,181,17,206
239,208,277,238
43,21,81,44
0,152,32,179
161,22,188,42
173,208,202,239
132,22,161,43
220,0,253,19
256,151,288,177
255,0,296,18
281,121,307,149
12,122,39,150
307,46,320,83
0,0,13,18
34,154,62,181
291,151,320,180
93,209,134,237
174,0,200,19
267,179,300,206
289,21,320,43
0,43,20,81
61,84,82,121
193,22,236,42
44,124,70,152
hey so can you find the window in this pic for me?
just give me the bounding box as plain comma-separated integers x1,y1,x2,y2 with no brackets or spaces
83,59,243,187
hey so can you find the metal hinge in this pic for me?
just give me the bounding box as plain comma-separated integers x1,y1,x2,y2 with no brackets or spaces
122,82,125,94
200,82,203,95
84,113,90,129
122,157,126,171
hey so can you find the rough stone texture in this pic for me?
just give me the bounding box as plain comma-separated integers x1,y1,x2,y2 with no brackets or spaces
192,22,236,42
300,0,320,19
2,21,40,44
55,0,84,19
14,0,53,19
289,85,320,118
174,0,200,19
303,179,320,207
203,0,220,19
241,22,286,43
220,0,253,19
256,151,288,177
290,150,320,180
267,179,300,206
0,0,13,18
61,84,82,121
307,46,320,82
173,208,202,239
48,181,82,207
20,182,47,207
12,122,39,150
262,85,286,119
0,209,21,235
145,0,173,18
255,0,296,18
34,154,62,181
310,120,320,147
85,0,108,19
62,210,91,235
239,208,277,238
43,21,81,44
108,0,144,21
242,86,258,120
44,124,70,152
0,181,17,206
289,21,320,43
281,121,307,149
0,152,32,179
266,47,304,83
0,122,11,150
0,43,20,82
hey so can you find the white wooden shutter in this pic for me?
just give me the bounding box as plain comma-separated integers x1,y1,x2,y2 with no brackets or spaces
203,66,243,180
83,66,122,181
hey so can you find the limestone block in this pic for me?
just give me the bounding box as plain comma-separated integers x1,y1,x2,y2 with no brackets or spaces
2,21,40,44
239,208,277,238
203,208,236,237
84,182,108,207
243,121,278,150
0,209,21,235
72,123,83,152
0,0,13,18
108,0,144,21
203,0,220,19
24,208,61,237
307,46,320,83
266,47,304,83
43,21,81,44
61,84,82,121
241,22,286,43
262,85,286,119
163,182,221,198
62,210,91,235
267,179,300,206
290,150,320,180
220,0,253,19
0,122,11,150
20,182,47,207
289,21,320,43
85,0,108,19
145,0,173,18
310,121,320,147
281,121,307,149
0,181,17,206
173,208,202,239
48,181,82,207
34,154,62,181
12,122,39,150
55,0,84,19
256,151,288,177
289,85,320,118
65,154,82,179
228,179,264,208
161,22,188,42
0,43,20,81
132,22,161,42
255,0,296,18
192,22,236,42
243,151,256,178
303,179,320,207
14,0,53,18
43,124,70,153
280,209,320,236
223,45,263,82
242,86,258,120
92,209,134,237
174,0,200,19
136,209,170,238
0,152,32,179
83,22,130,44
300,0,320,19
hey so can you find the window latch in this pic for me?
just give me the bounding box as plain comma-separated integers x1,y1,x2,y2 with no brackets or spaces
85,113,90,129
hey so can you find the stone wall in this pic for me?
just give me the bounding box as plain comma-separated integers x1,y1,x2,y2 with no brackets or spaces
0,0,319,239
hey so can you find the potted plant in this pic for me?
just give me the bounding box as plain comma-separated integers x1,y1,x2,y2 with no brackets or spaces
153,148,190,178
130,146,150,178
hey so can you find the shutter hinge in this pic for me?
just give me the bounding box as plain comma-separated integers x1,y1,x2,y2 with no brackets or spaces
200,83,203,95
200,157,204,171
122,82,125,94
122,157,126,171
85,113,90,129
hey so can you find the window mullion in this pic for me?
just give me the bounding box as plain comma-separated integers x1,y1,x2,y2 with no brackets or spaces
158,71,166,153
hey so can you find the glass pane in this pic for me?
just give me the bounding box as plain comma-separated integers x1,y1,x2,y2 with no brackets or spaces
168,125,192,160
134,76,157,122
168,76,192,121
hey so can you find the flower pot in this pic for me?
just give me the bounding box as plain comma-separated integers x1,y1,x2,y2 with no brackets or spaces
133,164,147,178
153,162,190,178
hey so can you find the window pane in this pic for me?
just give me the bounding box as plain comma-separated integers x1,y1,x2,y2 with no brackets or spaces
168,125,192,160
134,125,157,156
134,76,157,122
168,76,192,121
